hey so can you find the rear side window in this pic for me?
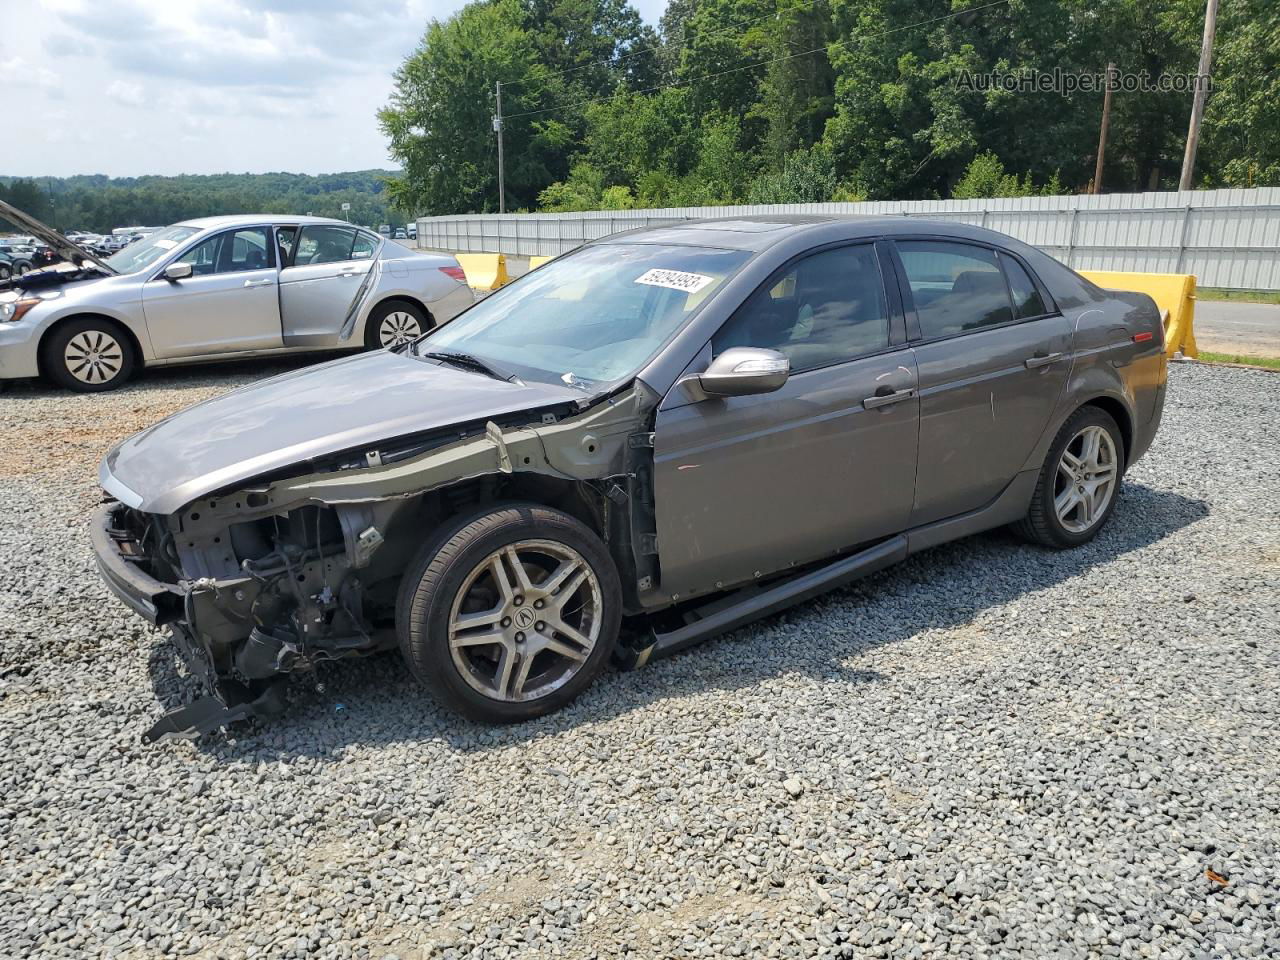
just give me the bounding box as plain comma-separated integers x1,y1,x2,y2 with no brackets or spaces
897,241,1012,339
294,225,358,265
714,244,890,372
1001,254,1047,319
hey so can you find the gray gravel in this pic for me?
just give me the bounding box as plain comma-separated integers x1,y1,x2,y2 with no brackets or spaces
2,360,1278,960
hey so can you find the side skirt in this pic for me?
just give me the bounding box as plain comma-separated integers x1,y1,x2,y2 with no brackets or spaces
620,468,1038,668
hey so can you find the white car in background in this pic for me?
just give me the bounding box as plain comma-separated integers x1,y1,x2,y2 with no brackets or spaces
0,205,474,392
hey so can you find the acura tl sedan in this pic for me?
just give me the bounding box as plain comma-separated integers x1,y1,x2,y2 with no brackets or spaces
91,216,1167,739
0,203,474,392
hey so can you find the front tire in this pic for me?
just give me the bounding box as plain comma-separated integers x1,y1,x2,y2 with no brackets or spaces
1016,406,1124,548
365,300,430,350
396,504,621,723
42,318,137,392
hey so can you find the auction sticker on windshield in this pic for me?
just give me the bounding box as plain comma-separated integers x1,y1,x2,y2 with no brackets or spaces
634,268,714,294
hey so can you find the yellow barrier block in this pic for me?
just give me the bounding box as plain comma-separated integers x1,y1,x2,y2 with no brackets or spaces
1079,270,1198,359
528,256,553,270
455,253,511,292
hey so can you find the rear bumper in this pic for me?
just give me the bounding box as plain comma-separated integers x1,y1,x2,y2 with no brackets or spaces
90,502,185,625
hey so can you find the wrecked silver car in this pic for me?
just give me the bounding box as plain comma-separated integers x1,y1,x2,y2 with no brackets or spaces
92,217,1167,739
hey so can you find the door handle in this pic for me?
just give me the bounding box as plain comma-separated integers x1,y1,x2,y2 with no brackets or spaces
862,387,916,410
338,268,360,276
243,278,273,288
1024,351,1063,369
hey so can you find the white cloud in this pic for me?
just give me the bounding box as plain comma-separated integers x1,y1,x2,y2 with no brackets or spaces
2,0,668,178
106,80,145,106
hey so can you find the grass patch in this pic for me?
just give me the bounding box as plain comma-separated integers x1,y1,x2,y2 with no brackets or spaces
1197,287,1280,305
1198,351,1280,369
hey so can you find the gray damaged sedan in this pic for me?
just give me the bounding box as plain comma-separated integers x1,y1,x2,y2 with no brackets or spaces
0,200,473,392
91,216,1168,739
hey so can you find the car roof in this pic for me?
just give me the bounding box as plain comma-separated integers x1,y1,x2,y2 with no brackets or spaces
174,214,354,230
595,214,1032,253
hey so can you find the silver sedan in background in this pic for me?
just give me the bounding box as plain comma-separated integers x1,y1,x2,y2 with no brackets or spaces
0,207,474,392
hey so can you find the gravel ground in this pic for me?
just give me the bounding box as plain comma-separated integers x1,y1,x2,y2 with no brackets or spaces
1,360,1278,960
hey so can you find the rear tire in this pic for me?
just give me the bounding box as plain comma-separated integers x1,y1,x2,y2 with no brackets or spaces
365,300,430,350
42,318,137,393
1016,406,1124,548
396,503,621,723
0,263,11,282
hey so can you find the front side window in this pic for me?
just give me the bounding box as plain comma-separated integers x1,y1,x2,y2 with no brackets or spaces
897,241,1013,339
292,225,358,265
713,244,889,372
423,243,750,387
176,227,272,276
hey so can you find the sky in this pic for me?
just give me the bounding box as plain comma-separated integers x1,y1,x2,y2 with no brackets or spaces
2,0,668,179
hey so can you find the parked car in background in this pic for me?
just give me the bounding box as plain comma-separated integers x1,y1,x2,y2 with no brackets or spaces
90,216,1168,738
0,205,475,391
393,229,407,239
0,249,34,280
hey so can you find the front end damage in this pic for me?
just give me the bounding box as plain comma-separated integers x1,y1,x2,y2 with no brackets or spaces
93,384,658,741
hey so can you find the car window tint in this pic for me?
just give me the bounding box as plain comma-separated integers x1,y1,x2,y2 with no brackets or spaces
713,244,889,372
351,231,378,260
177,227,270,276
897,241,1013,338
1001,254,1047,319
295,225,356,265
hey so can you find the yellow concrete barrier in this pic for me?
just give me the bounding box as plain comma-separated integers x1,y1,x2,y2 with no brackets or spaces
1079,270,1198,359
455,253,511,292
528,256,553,270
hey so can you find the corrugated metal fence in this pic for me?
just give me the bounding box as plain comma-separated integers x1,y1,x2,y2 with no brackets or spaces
417,187,1280,290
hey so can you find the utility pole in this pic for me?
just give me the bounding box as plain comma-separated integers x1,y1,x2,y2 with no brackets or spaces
1093,63,1115,195
1179,0,1218,191
494,80,506,214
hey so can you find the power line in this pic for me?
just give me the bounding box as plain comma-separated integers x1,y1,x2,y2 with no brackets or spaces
503,0,1012,122
501,0,821,95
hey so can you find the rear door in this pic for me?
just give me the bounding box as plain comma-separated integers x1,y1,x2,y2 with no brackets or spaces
894,239,1073,525
653,242,920,600
278,225,377,347
141,226,282,358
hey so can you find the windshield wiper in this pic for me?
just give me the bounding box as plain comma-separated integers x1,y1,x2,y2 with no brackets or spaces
419,350,517,383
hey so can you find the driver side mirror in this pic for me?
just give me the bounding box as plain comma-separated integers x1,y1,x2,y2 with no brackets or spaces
163,262,193,282
697,347,790,398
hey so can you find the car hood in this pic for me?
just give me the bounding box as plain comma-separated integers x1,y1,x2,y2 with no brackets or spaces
101,350,584,515
0,197,115,277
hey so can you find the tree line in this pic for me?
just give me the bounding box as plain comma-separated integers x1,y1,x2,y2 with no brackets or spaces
379,0,1279,214
0,171,403,234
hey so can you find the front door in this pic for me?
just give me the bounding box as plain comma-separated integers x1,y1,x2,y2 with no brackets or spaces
894,239,1074,525
141,226,282,358
278,225,377,347
654,243,920,601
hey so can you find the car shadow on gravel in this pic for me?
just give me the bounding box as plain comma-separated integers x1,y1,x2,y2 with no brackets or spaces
149,481,1208,759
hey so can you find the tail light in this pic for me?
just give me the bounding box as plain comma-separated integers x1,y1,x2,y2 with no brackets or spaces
439,265,467,283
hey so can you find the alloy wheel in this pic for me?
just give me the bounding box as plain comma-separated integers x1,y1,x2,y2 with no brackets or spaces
448,539,602,703
378,310,422,347
1054,424,1118,533
64,330,124,385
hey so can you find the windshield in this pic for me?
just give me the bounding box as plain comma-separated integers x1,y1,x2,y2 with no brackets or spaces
423,243,750,388
104,225,201,274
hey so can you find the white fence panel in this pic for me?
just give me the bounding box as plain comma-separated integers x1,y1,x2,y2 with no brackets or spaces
417,188,1280,288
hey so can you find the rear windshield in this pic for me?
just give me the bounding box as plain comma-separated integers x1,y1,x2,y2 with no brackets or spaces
424,243,750,388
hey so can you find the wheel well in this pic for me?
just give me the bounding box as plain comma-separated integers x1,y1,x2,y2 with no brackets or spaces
38,313,144,375
370,295,434,328
1081,396,1133,467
